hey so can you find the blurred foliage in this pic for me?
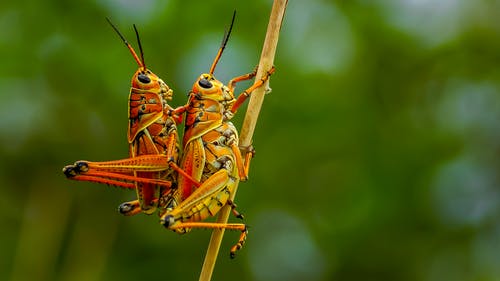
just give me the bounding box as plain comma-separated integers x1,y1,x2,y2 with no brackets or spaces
1,0,499,281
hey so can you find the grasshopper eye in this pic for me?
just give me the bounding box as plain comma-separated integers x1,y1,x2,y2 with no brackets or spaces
138,73,151,83
198,78,212,89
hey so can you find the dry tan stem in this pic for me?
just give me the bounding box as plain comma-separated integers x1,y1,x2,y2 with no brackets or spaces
198,1,288,280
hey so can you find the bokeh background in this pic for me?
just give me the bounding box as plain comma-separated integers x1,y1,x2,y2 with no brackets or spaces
1,0,499,280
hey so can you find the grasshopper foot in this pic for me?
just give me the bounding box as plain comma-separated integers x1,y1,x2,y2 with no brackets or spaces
239,144,256,158
62,165,77,178
118,201,142,216
62,161,89,178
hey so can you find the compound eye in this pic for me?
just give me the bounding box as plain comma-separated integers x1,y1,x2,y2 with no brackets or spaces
198,78,212,89
138,73,151,84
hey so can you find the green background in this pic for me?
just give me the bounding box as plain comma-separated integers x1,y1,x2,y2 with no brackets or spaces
1,1,499,281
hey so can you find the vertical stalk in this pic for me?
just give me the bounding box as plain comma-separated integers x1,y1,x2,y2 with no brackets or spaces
198,1,288,280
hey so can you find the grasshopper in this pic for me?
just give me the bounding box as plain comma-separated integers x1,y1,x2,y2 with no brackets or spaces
159,11,275,257
63,13,275,258
63,19,183,216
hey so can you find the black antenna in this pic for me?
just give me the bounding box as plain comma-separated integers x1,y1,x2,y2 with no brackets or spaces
106,17,143,68
209,10,237,75
133,24,147,70
106,17,128,45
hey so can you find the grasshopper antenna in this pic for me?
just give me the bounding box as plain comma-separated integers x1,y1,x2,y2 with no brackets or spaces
106,17,144,69
133,24,147,71
209,10,236,75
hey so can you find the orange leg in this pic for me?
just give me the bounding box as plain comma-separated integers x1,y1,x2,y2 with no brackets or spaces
63,171,135,189
64,155,201,188
63,165,173,189
160,165,247,257
228,140,250,181
227,199,244,219
118,187,171,216
230,66,275,113
118,200,144,216
223,128,254,182
240,144,255,181
227,68,258,93
170,221,247,258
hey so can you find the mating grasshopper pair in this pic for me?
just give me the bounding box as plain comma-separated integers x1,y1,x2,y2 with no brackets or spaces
63,13,274,258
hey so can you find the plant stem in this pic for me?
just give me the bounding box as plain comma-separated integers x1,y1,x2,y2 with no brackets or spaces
198,1,288,280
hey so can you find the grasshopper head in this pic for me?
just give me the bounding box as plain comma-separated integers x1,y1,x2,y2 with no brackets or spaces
193,73,223,94
131,69,172,101
189,11,236,103
191,73,234,106
107,18,173,101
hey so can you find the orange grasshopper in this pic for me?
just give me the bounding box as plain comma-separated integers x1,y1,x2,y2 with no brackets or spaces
63,19,188,216
157,11,275,258
64,13,274,257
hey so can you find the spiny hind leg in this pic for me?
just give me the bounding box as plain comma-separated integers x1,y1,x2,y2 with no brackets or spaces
63,163,136,189
63,161,165,189
169,221,248,258
160,167,247,256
